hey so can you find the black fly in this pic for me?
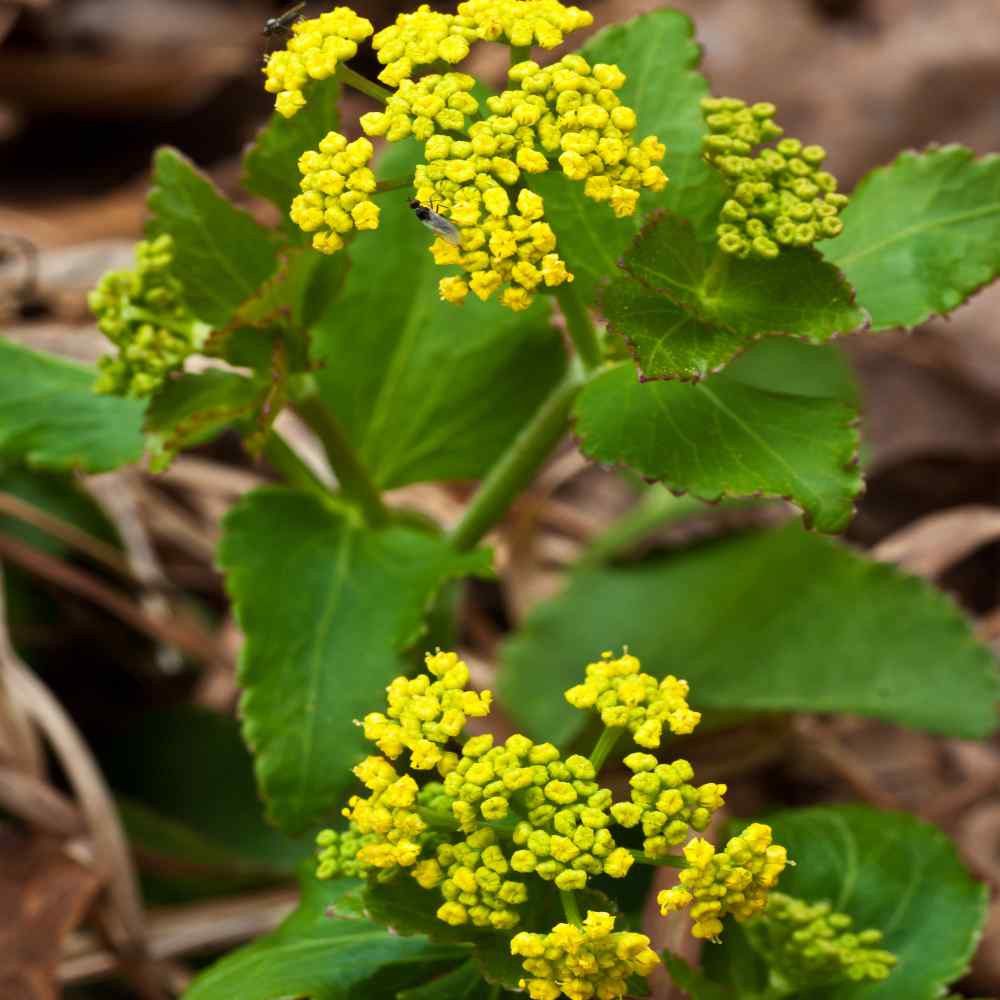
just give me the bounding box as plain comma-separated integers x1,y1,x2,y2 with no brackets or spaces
264,2,306,47
409,199,461,246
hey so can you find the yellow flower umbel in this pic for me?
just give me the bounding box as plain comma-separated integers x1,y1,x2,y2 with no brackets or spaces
658,823,789,941
511,910,660,1000
565,650,701,747
291,132,380,254
610,753,726,859
457,0,593,50
745,892,898,987
340,755,428,870
701,96,848,259
371,5,477,87
360,72,480,143
503,55,668,215
263,6,374,118
360,649,492,772
89,234,210,398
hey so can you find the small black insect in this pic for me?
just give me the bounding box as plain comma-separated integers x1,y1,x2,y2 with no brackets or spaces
264,2,306,41
409,198,461,246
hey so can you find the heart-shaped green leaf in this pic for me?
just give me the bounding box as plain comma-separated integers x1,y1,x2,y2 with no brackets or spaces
827,146,1000,331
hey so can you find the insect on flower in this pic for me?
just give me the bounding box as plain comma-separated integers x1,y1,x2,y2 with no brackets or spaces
263,2,306,41
409,199,461,246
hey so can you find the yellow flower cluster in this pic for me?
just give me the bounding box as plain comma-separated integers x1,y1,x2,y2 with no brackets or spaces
420,826,529,930
371,5,477,87
747,893,897,986
565,651,701,748
701,96,848,259
315,825,373,879
609,753,726,859
511,910,660,1000
263,6,374,118
361,649,492,772
508,752,633,891
291,132,380,255
457,0,594,50
360,73,480,143
89,235,210,399
421,187,572,312
657,823,789,941
501,55,668,216
341,755,427,869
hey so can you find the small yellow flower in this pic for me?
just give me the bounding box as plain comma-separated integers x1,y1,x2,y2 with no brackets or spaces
372,5,477,85
456,0,593,50
263,6,374,117
512,911,660,1000
291,132,380,253
657,823,789,940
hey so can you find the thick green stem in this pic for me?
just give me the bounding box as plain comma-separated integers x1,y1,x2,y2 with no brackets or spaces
578,487,708,569
261,431,330,501
450,360,585,551
589,725,624,773
337,64,393,104
560,889,583,926
292,386,389,527
630,850,686,868
554,283,603,372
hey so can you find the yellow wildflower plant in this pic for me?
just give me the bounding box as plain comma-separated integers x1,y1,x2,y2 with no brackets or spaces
701,96,848,259
360,72,480,143
565,650,701,747
290,132,380,255
457,0,594,51
657,822,789,941
371,5,478,87
511,910,660,1000
314,647,789,999
263,6,374,118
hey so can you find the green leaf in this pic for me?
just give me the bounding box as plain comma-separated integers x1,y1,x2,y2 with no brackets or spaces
311,142,566,489
0,339,145,472
219,487,491,833
498,522,999,746
244,76,341,238
535,9,726,305
147,148,279,328
396,961,489,999
573,343,862,533
827,146,1000,331
144,370,264,472
606,211,866,380
183,874,467,1000
703,806,988,1000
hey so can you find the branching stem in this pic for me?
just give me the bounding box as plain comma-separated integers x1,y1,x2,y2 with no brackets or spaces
292,384,389,527
560,889,583,926
630,850,686,868
554,282,603,372
337,64,393,105
589,726,624,773
261,431,330,501
450,359,585,551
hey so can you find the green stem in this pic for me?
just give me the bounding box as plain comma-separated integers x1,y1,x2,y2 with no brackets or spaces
509,43,532,66
589,725,624,773
374,175,414,194
701,247,732,299
449,360,585,551
578,487,708,569
560,889,583,926
554,282,603,372
261,431,330,501
337,64,393,104
630,850,686,868
292,384,389,527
